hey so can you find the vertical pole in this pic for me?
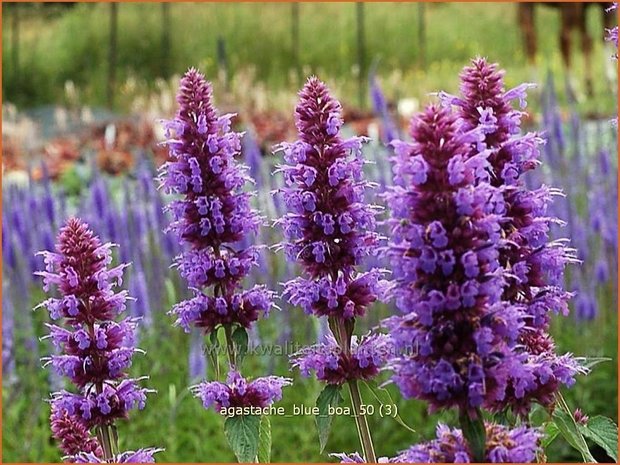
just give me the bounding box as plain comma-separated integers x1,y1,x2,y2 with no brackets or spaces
217,35,228,91
11,3,19,80
292,3,301,85
107,2,118,109
418,3,426,68
161,3,171,78
356,2,366,109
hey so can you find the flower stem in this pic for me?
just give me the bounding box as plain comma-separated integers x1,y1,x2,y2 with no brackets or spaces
347,379,376,463
97,424,114,461
459,407,486,463
224,324,237,368
332,316,376,463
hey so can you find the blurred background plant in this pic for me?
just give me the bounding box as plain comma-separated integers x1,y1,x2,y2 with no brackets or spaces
2,2,617,463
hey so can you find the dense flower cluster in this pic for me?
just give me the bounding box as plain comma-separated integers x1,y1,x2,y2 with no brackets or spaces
191,370,292,412
284,269,387,319
395,423,541,463
384,104,526,412
440,58,584,413
277,77,384,320
36,218,157,461
160,68,273,334
50,403,103,458
291,333,392,385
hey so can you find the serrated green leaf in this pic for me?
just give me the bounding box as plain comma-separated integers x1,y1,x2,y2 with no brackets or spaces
224,415,260,463
258,415,272,463
362,380,415,433
232,326,249,366
316,384,343,453
542,421,560,448
580,416,618,461
553,409,596,462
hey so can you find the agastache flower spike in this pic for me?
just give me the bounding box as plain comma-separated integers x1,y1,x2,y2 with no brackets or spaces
449,58,584,414
160,68,274,337
159,68,290,461
383,104,524,414
36,218,158,462
277,77,384,462
277,77,384,318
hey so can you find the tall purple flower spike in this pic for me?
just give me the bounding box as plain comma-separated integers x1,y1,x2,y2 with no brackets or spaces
383,104,531,413
277,76,385,322
159,68,274,334
159,68,289,414
442,58,584,414
36,218,158,462
277,77,385,462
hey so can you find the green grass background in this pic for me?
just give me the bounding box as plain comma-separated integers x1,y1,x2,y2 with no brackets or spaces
2,2,617,114
2,2,618,463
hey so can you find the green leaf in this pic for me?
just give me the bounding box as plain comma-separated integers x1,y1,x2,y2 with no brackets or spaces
224,415,260,463
459,410,486,462
542,421,560,448
258,416,272,463
362,381,415,433
580,416,618,461
552,408,596,462
232,326,249,366
316,384,343,453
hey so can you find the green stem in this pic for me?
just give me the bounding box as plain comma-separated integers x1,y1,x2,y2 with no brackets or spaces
347,379,377,463
459,408,486,463
97,424,114,461
332,316,376,462
224,324,237,368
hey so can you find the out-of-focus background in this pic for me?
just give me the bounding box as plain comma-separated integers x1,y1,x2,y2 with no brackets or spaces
2,2,618,463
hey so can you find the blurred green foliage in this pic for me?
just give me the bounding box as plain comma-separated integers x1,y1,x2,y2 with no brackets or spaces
2,2,616,114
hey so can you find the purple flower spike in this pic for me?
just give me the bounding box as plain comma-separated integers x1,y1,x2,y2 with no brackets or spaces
450,58,584,414
277,77,381,286
291,333,392,385
395,423,541,463
277,78,391,463
191,370,292,412
36,218,158,459
160,68,271,338
159,68,261,249
384,104,524,412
